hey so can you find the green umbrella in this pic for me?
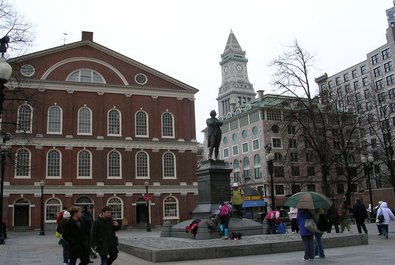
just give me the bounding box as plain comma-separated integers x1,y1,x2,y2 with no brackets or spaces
284,191,332,209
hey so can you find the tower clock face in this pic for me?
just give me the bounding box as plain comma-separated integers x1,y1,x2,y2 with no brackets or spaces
236,64,243,71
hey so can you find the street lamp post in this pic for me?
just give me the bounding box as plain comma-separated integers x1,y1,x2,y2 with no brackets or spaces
0,36,12,245
265,144,275,210
361,154,374,222
39,180,45,236
144,181,151,232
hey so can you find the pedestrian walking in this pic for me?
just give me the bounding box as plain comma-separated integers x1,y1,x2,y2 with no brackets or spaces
313,208,327,259
375,201,395,239
296,209,315,261
374,201,383,235
352,198,368,234
288,207,299,233
91,206,120,265
339,204,353,233
230,183,244,218
218,201,232,239
62,206,89,265
326,205,340,233
57,211,71,265
81,205,95,262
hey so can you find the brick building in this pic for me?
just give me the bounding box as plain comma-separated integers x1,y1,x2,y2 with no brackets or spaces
3,31,198,230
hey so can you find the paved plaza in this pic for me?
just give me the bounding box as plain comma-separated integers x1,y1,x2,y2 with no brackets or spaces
0,223,394,265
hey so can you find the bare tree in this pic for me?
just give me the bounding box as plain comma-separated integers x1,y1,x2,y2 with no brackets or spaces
0,0,34,57
270,41,360,204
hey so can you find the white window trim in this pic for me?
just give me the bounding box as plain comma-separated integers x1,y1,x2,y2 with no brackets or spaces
135,110,149,138
17,104,33,133
135,150,150,179
47,105,63,135
241,141,249,154
107,150,122,179
15,148,31,179
162,196,179,220
161,112,175,139
107,197,124,220
46,149,62,179
252,138,260,151
162,151,177,179
274,184,285,196
232,145,239,156
77,149,92,179
271,137,283,149
66,68,106,83
223,148,229,158
107,108,122,137
45,197,62,223
77,106,93,135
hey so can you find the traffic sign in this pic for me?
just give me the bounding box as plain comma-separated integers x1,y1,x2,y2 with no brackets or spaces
144,193,152,202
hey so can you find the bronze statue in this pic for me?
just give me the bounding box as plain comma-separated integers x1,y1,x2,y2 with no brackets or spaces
206,110,223,160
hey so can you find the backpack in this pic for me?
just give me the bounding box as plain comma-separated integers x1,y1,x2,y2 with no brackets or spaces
219,204,231,217
316,213,330,232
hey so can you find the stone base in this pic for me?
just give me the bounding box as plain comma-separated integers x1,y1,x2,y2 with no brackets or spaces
160,217,263,240
119,232,368,262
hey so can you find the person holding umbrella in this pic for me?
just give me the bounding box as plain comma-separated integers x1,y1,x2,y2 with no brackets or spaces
297,208,315,261
284,191,332,261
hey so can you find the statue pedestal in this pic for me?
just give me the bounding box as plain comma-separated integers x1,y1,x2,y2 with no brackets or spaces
161,159,263,239
192,159,232,219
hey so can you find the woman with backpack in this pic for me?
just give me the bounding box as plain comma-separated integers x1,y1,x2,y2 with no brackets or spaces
218,201,232,239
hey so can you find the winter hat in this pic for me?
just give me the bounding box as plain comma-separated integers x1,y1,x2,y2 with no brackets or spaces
232,182,239,188
63,211,71,218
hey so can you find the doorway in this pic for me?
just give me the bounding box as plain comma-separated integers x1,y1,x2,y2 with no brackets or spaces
136,199,148,224
14,198,30,228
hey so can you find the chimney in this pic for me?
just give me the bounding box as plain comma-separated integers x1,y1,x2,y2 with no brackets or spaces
81,31,93,41
257,90,264,100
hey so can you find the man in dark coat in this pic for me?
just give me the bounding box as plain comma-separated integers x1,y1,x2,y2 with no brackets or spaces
206,110,223,160
352,198,368,234
91,206,120,265
62,206,89,265
81,205,95,262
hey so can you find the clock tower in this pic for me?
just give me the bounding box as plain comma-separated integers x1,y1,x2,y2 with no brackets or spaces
217,30,255,117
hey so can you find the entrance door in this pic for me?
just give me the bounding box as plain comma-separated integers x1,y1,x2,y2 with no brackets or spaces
136,201,148,224
14,205,29,227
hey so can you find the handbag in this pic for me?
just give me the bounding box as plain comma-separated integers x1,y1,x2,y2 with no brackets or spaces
377,213,385,223
304,218,318,232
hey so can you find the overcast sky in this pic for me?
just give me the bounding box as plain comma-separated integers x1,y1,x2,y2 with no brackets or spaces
10,0,393,142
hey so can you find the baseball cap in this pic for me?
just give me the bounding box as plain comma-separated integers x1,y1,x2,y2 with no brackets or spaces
232,182,239,187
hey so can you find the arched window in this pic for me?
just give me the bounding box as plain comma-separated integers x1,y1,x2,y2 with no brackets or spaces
161,112,174,138
163,196,179,219
47,105,62,134
75,196,94,208
78,106,92,135
163,152,176,179
77,150,92,178
66,69,105,83
108,150,121,179
254,154,262,179
136,151,149,178
135,111,148,137
107,197,123,220
47,149,61,178
45,198,62,222
17,104,33,132
15,148,31,178
108,109,121,136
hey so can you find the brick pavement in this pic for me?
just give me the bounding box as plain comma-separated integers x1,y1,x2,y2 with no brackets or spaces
0,223,394,265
